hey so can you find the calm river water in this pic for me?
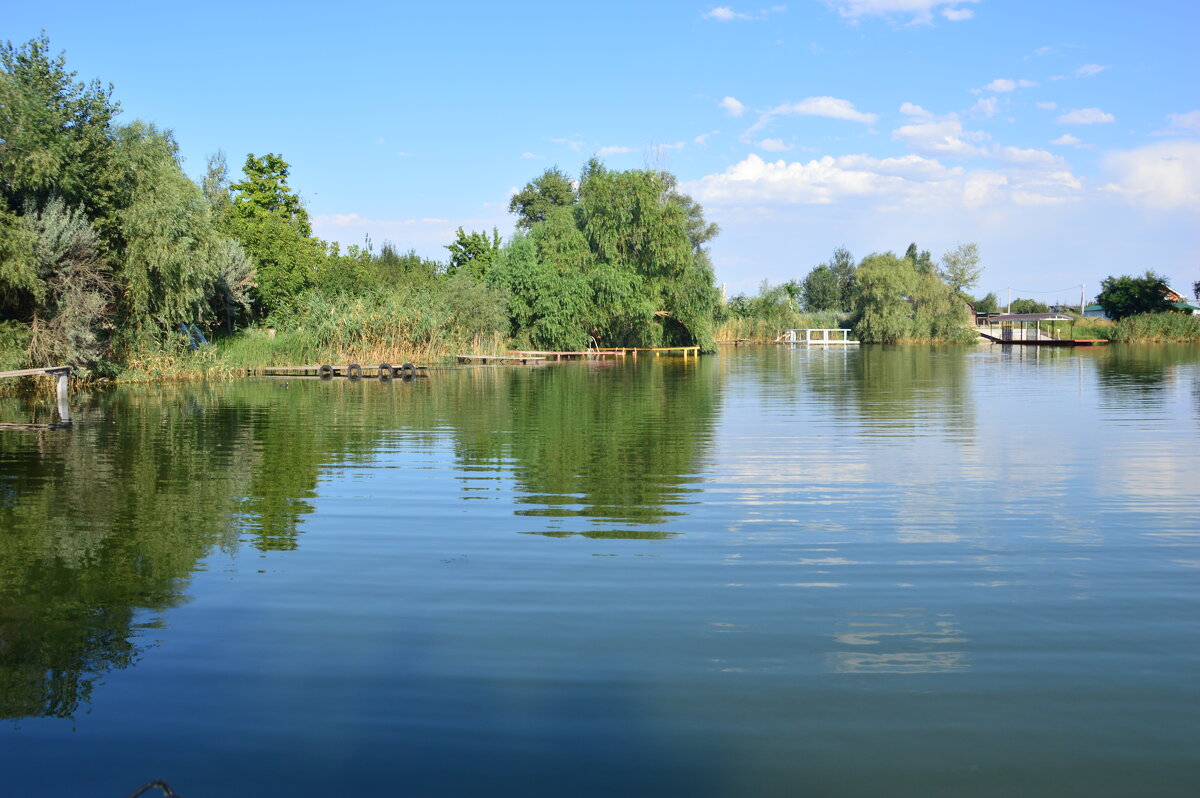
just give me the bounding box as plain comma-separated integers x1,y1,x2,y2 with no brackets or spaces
2,345,1198,797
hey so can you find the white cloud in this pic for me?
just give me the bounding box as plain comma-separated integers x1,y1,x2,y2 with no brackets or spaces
994,146,1066,168
1052,64,1109,82
520,152,542,159
900,102,932,117
705,6,744,21
682,148,1081,210
1102,141,1200,210
972,97,999,118
892,113,988,157
981,78,1037,93
1057,107,1115,125
550,136,584,152
656,141,688,151
596,145,634,157
746,96,878,136
821,0,979,24
1036,101,1057,111
758,138,792,152
704,5,784,21
1153,110,1200,137
694,130,720,145
1051,134,1083,148
719,96,746,117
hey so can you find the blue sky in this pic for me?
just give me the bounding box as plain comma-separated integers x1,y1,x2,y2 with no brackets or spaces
9,0,1199,302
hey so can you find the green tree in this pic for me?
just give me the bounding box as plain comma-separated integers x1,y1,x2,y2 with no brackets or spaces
226,153,321,315
801,264,840,311
1096,271,1180,320
112,122,225,339
940,242,982,297
0,34,121,228
853,253,916,344
445,226,501,279
21,197,111,366
830,246,857,310
498,160,719,351
508,166,576,229
904,242,935,275
1009,298,1049,313
974,292,999,314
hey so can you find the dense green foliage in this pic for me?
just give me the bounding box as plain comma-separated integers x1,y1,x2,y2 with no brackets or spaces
1109,311,1200,342
0,35,248,373
851,250,975,344
1009,298,1050,314
939,243,982,297
490,162,721,351
974,292,1000,314
1096,271,1180,320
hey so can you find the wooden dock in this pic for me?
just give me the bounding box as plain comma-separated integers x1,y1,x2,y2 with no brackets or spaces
506,350,628,360
0,366,72,428
250,363,426,379
976,313,1109,346
776,329,859,345
458,354,546,365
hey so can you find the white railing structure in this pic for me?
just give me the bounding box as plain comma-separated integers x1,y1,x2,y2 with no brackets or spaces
776,329,860,345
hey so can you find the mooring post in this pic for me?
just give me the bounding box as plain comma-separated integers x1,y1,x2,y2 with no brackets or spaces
56,369,71,425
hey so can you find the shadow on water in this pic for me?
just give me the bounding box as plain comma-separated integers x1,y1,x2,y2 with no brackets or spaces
0,359,721,720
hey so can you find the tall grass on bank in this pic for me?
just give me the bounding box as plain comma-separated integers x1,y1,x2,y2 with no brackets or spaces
716,311,848,342
1110,312,1200,342
107,276,512,382
1043,313,1199,343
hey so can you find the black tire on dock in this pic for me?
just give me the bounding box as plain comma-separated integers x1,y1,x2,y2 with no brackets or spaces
378,362,393,380
346,363,363,380
400,362,416,380
318,364,334,380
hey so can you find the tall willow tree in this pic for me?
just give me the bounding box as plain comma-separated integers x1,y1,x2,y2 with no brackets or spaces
112,122,225,341
492,160,720,351
853,253,917,344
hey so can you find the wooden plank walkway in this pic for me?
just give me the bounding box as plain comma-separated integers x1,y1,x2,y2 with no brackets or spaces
458,354,546,365
250,363,427,378
507,350,628,360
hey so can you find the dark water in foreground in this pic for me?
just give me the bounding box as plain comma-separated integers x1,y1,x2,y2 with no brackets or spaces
1,345,1198,797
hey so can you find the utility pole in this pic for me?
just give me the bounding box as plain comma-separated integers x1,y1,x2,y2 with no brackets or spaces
1080,283,1085,315
1007,287,1011,314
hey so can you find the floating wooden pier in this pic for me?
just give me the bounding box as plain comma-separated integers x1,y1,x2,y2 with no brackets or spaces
620,346,700,358
776,329,859,345
506,349,628,360
457,354,546,365
250,363,426,379
0,366,72,428
976,313,1109,346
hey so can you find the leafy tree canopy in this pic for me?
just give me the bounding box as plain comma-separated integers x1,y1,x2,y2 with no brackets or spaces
940,242,982,297
445,227,501,279
508,167,576,229
1096,271,1180,320
495,160,720,350
1009,298,1050,314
